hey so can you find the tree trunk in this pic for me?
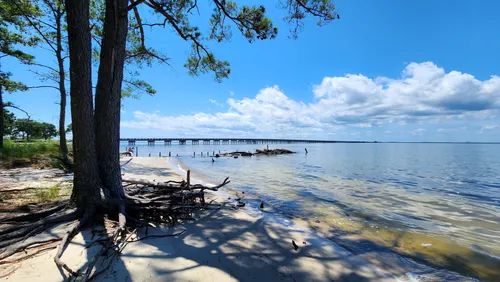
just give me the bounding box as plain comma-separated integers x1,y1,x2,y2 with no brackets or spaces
94,0,129,199
0,86,4,148
65,0,101,211
55,5,69,164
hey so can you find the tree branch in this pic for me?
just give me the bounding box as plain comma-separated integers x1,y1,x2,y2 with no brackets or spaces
28,63,59,73
27,85,60,91
5,104,31,120
146,0,209,65
124,0,146,13
128,2,170,65
11,0,57,53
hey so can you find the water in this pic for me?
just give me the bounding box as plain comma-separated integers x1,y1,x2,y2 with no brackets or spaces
122,142,500,280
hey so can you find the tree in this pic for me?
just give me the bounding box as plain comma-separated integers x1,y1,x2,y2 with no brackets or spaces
11,0,72,162
12,118,36,141
11,119,56,141
2,106,15,136
0,0,39,148
11,0,162,163
0,0,339,277
39,122,57,140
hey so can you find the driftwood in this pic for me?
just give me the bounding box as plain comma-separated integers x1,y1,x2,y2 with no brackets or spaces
0,167,230,281
119,147,134,157
122,176,230,192
215,148,295,158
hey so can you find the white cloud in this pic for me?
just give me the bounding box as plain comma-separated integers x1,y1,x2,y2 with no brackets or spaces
411,128,426,136
436,127,467,134
208,99,224,107
480,124,499,133
122,62,500,138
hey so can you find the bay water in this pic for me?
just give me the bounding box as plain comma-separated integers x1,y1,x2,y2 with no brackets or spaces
121,142,500,280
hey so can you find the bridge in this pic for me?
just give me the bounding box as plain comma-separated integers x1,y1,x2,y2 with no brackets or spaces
120,138,370,146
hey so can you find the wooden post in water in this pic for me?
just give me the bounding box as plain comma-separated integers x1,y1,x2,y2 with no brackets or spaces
148,153,151,157
159,152,161,157
213,151,215,156
187,170,190,189
201,152,203,157
193,152,195,157
169,151,171,157
136,147,138,157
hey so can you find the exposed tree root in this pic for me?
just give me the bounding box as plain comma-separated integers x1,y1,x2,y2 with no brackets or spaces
0,243,58,265
0,170,230,281
0,202,68,224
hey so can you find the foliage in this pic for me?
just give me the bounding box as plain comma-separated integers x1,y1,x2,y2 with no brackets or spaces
89,0,162,99
114,0,339,82
35,184,60,202
39,122,57,140
0,139,59,164
0,0,39,88
65,123,71,133
12,118,58,141
2,106,15,135
0,0,39,62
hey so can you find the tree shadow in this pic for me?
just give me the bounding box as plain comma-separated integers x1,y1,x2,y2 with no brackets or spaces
96,205,398,281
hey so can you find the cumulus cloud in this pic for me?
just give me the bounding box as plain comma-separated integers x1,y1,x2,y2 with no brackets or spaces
122,62,500,138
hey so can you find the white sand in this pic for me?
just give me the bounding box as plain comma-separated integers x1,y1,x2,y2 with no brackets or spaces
0,157,426,281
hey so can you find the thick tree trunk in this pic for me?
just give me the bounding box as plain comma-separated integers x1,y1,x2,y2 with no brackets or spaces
0,87,4,148
94,0,129,199
65,0,101,211
55,7,69,164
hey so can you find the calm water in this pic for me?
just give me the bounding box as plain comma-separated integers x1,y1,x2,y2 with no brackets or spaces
122,142,500,280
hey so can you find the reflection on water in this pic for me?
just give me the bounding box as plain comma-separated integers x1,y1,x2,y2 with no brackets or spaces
122,142,500,281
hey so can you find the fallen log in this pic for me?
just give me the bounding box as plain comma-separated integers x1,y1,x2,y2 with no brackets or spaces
216,148,295,158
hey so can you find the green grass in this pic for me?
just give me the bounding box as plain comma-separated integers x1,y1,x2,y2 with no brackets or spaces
0,194,10,202
34,184,61,202
0,139,61,168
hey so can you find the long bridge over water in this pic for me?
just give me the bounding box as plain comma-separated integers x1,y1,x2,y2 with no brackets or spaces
120,138,371,146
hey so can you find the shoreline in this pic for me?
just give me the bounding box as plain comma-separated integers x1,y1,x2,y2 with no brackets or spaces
1,157,479,281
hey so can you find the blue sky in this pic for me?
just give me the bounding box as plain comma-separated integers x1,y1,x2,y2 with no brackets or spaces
4,0,500,142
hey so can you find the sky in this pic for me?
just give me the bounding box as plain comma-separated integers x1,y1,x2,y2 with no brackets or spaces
4,0,500,142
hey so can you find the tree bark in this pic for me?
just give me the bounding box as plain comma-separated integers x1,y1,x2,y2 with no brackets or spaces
94,0,129,199
0,86,4,148
65,0,101,211
55,3,69,164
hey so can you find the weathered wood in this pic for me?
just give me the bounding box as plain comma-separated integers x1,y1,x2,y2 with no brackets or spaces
216,148,295,158
121,174,230,192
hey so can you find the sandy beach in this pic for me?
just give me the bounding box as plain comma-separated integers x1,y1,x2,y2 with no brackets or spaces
0,157,477,281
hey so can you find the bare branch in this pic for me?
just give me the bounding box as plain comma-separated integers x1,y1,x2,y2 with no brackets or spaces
142,19,167,28
28,69,59,84
5,104,31,120
187,0,199,15
28,63,58,73
124,0,146,14
27,85,60,91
